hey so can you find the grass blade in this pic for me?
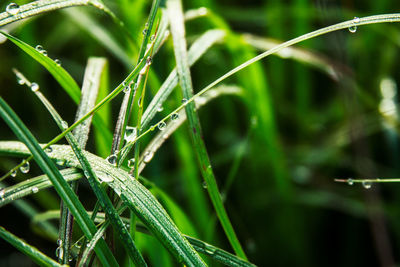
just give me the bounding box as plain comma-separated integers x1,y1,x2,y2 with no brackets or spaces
0,141,206,266
0,97,118,266
166,0,247,259
0,226,62,267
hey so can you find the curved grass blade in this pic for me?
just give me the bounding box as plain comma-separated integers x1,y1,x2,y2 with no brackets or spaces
0,168,82,207
30,82,147,266
0,97,118,266
0,141,206,266
0,31,81,102
0,226,62,267
166,0,247,259
0,0,105,27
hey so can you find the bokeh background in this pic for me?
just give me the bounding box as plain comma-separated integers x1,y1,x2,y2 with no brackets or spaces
1,0,400,266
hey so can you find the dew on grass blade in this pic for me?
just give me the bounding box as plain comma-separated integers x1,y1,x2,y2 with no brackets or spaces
61,120,68,130
146,56,152,65
54,59,61,66
6,3,20,16
127,158,135,168
143,151,154,163
98,171,114,183
362,181,372,189
203,243,217,255
20,161,30,173
157,104,163,112
181,98,188,105
347,178,354,185
158,121,166,131
0,188,5,200
202,181,208,189
55,246,64,260
35,45,47,56
31,187,39,193
10,169,17,177
124,126,137,142
348,17,360,33
57,239,63,246
45,146,53,153
30,83,39,92
106,154,117,166
171,113,179,121
16,75,25,85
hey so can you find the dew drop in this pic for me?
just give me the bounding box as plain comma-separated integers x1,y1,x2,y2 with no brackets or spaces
6,3,20,16
16,76,25,85
106,154,117,166
54,59,61,66
55,247,64,260
20,161,30,174
56,159,66,166
203,243,217,255
45,146,53,153
362,181,372,189
157,121,166,131
35,45,44,52
30,82,39,92
171,113,179,121
348,17,359,33
146,56,152,65
98,172,114,183
142,28,148,36
31,187,39,193
347,178,354,185
0,188,5,200
123,85,130,93
10,169,17,177
150,34,156,41
181,98,188,105
202,181,208,189
156,104,163,112
57,239,63,246
125,126,137,143
61,120,68,129
143,151,154,163
127,158,135,168
75,240,82,249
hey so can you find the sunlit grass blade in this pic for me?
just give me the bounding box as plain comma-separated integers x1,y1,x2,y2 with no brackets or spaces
0,97,118,266
166,0,247,259
0,226,62,267
141,29,226,129
30,81,147,265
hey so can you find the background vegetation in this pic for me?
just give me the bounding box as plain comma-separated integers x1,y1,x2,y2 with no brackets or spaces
1,0,400,266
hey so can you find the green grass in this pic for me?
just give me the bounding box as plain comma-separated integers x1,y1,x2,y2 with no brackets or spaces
1,0,400,266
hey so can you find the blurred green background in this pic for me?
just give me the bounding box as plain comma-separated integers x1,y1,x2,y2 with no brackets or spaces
1,0,400,266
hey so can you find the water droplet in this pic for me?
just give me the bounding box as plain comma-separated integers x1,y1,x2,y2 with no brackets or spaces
158,121,166,131
203,243,217,255
30,82,39,92
124,126,137,142
10,169,17,177
16,76,25,85
54,59,61,66
35,45,43,52
75,241,82,249
142,28,148,36
146,56,152,65
202,181,208,189
171,113,179,121
127,158,135,168
55,247,64,260
69,254,73,262
162,133,169,140
6,3,20,16
106,154,117,166
123,85,130,93
20,161,30,173
150,34,156,41
0,188,5,200
45,146,53,153
347,178,354,185
143,151,153,163
31,187,39,193
57,239,63,246
56,159,66,166
61,120,68,129
181,98,188,105
362,181,372,189
157,104,163,112
98,172,114,183
348,17,359,33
